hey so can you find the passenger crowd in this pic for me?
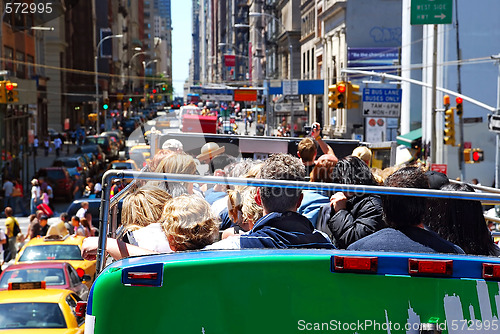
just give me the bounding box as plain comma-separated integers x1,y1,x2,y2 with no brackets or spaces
4,122,497,267
75,122,500,261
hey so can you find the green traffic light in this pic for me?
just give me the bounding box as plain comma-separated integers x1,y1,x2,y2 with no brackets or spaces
103,104,109,110
129,97,133,102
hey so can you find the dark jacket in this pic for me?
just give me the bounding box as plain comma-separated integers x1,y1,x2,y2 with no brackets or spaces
240,211,334,249
316,194,385,249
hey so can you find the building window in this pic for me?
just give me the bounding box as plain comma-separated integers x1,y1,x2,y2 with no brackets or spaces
16,51,25,79
27,55,35,77
4,47,13,72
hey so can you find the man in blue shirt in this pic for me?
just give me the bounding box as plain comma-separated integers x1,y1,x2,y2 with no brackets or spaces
206,153,334,250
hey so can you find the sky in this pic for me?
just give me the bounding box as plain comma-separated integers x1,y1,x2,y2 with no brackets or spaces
171,1,192,97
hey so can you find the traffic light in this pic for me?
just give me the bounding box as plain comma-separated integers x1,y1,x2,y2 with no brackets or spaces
472,148,484,163
455,97,463,116
152,88,157,94
162,84,166,92
327,82,346,109
0,81,6,103
443,107,455,146
463,148,471,163
128,97,133,102
5,81,18,103
346,82,361,109
103,98,109,110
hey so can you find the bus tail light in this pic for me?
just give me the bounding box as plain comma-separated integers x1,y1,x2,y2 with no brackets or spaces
483,263,500,280
333,256,378,273
75,301,87,317
409,259,453,276
122,263,163,287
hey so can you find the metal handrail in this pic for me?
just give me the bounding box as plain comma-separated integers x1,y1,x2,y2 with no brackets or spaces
96,170,500,273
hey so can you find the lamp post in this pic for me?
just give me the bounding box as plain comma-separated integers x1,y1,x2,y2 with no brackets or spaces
95,34,123,134
143,59,158,108
129,51,151,96
248,12,294,136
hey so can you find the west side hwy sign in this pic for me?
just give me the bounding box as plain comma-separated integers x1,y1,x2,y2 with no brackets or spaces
362,88,402,117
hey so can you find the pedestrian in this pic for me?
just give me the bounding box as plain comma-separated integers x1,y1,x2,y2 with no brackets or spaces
43,137,50,156
11,179,28,216
30,179,41,214
2,177,14,210
0,227,6,270
76,201,89,219
54,136,62,157
46,212,70,237
4,207,21,262
71,216,86,236
73,174,84,200
33,136,38,156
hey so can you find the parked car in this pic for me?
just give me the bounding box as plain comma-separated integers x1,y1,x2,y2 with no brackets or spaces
52,156,89,180
36,167,74,198
75,145,106,166
83,135,119,160
0,262,90,300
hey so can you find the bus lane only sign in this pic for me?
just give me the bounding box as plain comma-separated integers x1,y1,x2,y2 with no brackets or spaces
362,88,402,118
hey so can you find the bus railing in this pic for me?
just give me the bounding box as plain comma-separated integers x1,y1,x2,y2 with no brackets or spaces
97,170,500,274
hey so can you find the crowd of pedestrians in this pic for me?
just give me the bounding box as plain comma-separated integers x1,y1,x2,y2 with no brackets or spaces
76,122,500,262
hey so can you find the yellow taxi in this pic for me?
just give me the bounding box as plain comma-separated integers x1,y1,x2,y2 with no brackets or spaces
129,144,151,168
0,282,85,332
107,159,139,171
15,235,96,289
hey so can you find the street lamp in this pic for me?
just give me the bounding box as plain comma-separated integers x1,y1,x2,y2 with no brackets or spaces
95,33,123,134
129,51,151,94
143,59,158,107
248,12,294,136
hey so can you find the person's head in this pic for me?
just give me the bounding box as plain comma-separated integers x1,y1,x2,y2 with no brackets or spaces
80,218,91,230
71,216,80,227
148,149,176,172
196,142,225,163
160,195,219,251
297,138,316,163
332,156,377,186
36,210,44,219
258,153,305,213
430,183,496,256
310,158,336,183
31,179,39,187
382,166,429,229
40,215,48,227
81,202,89,210
60,212,69,222
121,185,172,232
241,187,263,231
425,170,449,190
4,207,13,217
153,152,197,196
352,146,372,166
471,178,479,185
208,154,237,175
162,139,183,152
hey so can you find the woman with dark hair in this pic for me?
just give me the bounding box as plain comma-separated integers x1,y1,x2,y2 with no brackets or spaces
316,156,385,249
429,183,500,256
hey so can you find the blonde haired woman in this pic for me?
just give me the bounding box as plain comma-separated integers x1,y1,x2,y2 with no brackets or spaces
151,152,198,197
119,185,172,253
81,195,219,260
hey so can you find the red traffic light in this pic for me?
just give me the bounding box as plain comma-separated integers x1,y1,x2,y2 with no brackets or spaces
472,149,484,162
5,82,13,91
337,84,346,93
152,89,157,94
456,97,463,104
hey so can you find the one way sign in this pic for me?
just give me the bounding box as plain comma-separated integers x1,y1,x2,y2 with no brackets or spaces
488,114,500,133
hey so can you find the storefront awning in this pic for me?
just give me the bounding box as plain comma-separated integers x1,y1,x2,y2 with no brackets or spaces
396,128,422,148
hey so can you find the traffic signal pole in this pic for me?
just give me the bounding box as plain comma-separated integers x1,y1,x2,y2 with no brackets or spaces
492,54,500,188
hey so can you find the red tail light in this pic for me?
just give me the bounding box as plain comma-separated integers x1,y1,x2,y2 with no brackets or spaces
333,256,378,273
77,167,83,172
483,263,500,280
76,268,85,278
127,272,158,280
75,301,87,317
409,259,453,276
97,154,103,160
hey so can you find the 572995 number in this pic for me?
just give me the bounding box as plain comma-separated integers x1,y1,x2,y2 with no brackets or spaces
5,2,52,14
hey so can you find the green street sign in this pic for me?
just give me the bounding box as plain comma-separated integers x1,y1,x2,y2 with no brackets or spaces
411,0,452,25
